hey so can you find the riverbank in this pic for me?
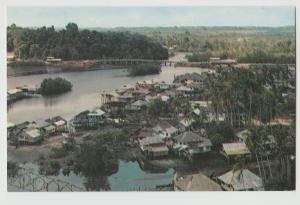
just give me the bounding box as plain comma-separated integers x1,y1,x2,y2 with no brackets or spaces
8,61,130,77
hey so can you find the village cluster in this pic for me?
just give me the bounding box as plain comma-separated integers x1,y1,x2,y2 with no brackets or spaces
8,69,295,191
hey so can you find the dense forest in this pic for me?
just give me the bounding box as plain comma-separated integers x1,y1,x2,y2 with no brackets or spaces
7,23,169,60
205,65,295,126
143,26,295,64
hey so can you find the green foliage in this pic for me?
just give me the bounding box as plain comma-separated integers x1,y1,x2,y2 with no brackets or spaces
205,65,294,126
8,60,45,67
72,137,118,177
205,122,234,150
148,98,170,116
7,161,19,177
39,77,72,96
127,62,162,76
50,147,69,159
145,27,295,64
7,23,169,60
186,52,211,62
39,160,61,176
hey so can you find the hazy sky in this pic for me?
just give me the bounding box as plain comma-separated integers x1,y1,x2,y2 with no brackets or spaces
7,7,295,28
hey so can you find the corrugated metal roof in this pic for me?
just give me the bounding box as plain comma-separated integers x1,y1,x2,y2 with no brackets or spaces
174,171,222,191
218,169,263,191
139,136,164,146
222,142,250,156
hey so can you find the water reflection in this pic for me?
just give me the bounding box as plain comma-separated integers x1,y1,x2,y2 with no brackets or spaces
8,66,207,123
84,176,111,191
7,160,174,191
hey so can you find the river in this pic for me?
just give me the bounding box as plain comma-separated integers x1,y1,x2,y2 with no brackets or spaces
7,61,208,191
8,66,209,123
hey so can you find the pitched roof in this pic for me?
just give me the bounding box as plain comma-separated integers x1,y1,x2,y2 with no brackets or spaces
88,108,105,116
193,108,201,115
153,121,178,133
7,88,22,95
54,120,66,126
174,171,222,191
222,142,250,156
139,136,164,146
176,86,193,92
24,127,41,138
132,100,148,107
175,132,212,146
218,169,263,191
34,119,50,128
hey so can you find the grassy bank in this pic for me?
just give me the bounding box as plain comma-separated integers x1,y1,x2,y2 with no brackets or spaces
8,60,46,67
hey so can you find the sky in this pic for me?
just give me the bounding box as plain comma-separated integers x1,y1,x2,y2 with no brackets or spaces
7,6,295,28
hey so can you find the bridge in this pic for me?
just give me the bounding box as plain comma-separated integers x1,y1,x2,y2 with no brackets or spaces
93,58,182,66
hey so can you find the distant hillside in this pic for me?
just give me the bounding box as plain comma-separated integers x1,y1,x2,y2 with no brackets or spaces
88,26,294,64
84,26,295,33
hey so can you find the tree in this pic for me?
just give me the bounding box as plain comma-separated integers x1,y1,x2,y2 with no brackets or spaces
39,77,72,96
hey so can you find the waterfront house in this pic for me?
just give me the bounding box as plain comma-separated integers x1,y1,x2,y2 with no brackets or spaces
217,169,264,191
174,171,222,191
153,121,178,139
138,136,169,158
221,142,251,160
33,119,52,136
20,125,43,145
131,100,148,110
100,91,127,111
136,79,157,89
72,108,106,129
119,91,134,103
16,85,37,96
176,86,193,96
115,84,134,94
173,131,212,156
132,88,150,100
158,82,176,91
53,120,67,132
145,95,160,103
156,93,170,102
7,121,16,139
7,88,23,102
44,125,56,136
46,116,68,133
133,128,156,141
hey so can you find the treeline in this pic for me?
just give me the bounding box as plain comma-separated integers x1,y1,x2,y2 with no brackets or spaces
146,28,295,64
186,49,295,64
7,23,169,60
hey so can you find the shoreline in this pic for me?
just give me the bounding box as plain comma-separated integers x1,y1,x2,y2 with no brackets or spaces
8,63,130,78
